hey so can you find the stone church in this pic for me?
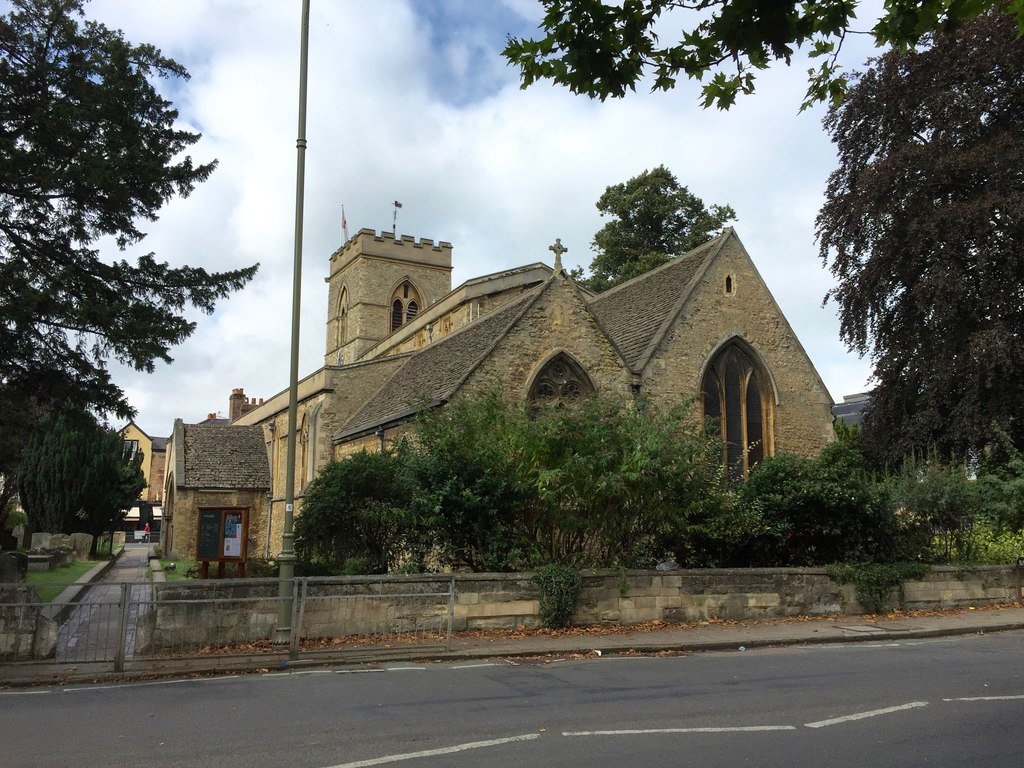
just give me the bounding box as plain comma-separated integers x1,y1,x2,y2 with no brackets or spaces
161,227,835,559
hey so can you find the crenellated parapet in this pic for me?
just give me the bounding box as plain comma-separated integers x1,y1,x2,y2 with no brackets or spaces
329,228,453,276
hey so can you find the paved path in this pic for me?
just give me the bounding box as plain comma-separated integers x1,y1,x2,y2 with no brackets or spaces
55,544,152,664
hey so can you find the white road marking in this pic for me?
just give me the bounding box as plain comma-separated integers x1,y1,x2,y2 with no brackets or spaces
805,701,928,728
383,666,426,671
943,695,1024,702
449,663,498,669
64,679,190,692
564,726,796,736
0,689,51,695
322,733,540,767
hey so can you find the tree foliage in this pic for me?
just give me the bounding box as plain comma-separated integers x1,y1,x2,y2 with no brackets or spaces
816,11,1024,464
18,409,144,551
0,0,257,420
504,0,1024,110
294,448,415,575
573,165,735,293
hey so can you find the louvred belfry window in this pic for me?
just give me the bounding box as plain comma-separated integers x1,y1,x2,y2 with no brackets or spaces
389,281,422,332
702,343,771,482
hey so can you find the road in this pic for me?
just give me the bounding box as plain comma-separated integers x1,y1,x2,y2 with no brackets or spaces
3,630,1023,767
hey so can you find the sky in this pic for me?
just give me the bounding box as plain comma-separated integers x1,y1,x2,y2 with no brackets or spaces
76,0,886,438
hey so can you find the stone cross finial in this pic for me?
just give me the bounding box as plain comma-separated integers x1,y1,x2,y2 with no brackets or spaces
549,238,567,272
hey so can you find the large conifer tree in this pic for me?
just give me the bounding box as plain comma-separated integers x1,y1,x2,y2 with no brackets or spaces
0,0,257,419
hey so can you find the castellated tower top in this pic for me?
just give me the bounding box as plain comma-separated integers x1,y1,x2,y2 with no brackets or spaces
329,228,453,278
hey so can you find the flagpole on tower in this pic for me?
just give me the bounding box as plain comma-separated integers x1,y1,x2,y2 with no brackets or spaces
392,200,402,235
342,204,349,243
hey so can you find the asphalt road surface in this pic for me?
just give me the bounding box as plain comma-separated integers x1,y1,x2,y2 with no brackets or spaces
3,630,1023,767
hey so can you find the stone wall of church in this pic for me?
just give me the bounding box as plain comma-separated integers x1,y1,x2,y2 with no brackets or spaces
644,237,834,457
380,284,546,358
464,275,634,402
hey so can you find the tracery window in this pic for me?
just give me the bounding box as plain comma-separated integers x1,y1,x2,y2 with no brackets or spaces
701,342,772,482
528,353,595,405
390,280,422,332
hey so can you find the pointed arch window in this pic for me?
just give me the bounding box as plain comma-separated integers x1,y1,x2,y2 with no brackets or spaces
389,280,422,332
338,287,348,346
702,343,772,482
528,353,595,406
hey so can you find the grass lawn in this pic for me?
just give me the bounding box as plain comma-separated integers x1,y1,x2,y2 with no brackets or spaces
160,559,198,581
26,559,99,602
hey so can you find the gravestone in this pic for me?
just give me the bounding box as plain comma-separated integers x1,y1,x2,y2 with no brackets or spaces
113,531,126,548
49,533,72,551
70,533,94,560
0,552,25,583
30,532,51,551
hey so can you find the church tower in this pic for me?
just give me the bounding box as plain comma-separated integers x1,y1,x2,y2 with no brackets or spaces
325,229,453,365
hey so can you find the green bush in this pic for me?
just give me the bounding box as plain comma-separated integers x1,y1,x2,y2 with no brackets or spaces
827,562,928,613
295,448,415,575
533,564,583,628
734,440,901,566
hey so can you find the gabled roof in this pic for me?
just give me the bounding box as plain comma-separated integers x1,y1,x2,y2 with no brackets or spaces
151,436,168,452
182,423,269,489
336,286,543,439
587,233,727,370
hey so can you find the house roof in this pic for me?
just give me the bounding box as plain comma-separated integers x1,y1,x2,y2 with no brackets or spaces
150,436,168,452
336,286,542,439
587,233,725,370
182,423,270,489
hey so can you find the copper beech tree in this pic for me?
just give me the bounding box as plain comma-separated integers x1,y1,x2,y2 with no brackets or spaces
816,11,1024,463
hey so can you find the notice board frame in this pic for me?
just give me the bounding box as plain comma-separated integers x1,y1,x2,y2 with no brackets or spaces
196,507,249,578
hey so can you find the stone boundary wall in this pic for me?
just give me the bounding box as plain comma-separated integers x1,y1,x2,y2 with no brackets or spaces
126,566,1022,653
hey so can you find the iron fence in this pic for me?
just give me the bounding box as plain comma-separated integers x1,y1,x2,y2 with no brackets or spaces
0,575,456,675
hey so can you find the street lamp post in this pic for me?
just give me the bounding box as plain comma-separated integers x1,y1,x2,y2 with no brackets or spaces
274,0,311,649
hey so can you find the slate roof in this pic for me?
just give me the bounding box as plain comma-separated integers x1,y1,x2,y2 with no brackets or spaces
833,394,870,427
587,233,725,370
337,287,542,438
151,436,168,452
182,423,270,489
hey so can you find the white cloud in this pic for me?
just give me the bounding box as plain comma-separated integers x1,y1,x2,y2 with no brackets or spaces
83,0,876,436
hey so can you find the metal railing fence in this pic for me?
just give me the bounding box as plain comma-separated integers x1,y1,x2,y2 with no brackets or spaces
0,575,456,674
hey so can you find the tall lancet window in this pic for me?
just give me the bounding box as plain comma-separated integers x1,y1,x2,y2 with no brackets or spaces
702,342,772,482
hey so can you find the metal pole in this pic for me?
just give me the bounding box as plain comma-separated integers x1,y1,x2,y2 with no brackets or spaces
274,0,310,645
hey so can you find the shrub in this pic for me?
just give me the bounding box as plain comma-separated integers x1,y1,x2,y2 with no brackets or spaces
827,562,928,613
533,564,582,628
737,440,901,566
295,448,415,575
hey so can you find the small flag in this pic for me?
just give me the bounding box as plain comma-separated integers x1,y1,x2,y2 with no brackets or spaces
342,205,349,242
394,200,403,209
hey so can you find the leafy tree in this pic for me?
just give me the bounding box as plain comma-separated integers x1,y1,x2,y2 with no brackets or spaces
18,410,144,553
737,440,902,566
572,166,735,293
816,11,1024,464
294,448,416,575
504,0,1024,110
408,391,534,572
0,0,258,421
516,395,721,567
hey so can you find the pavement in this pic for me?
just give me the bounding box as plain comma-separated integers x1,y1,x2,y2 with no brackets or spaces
3,546,1023,688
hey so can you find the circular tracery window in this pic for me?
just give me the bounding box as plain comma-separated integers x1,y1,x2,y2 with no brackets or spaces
529,354,593,405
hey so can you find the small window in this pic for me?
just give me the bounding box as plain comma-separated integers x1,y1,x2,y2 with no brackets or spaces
725,275,734,295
